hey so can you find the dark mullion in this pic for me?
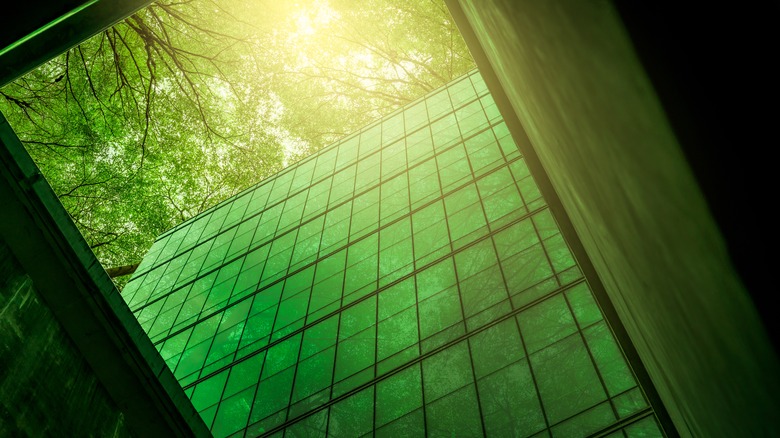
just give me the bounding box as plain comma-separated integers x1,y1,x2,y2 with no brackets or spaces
409,93,429,437
243,334,272,435
235,193,294,432
180,205,549,392
257,278,587,438
131,117,507,313
470,86,538,438
193,251,252,387
585,408,655,438
152,152,527,347
133,227,215,311
445,5,677,435
167,308,206,392
202,231,258,369
517,152,559,288
247,227,313,436
513,316,553,435
165,262,227,379
562,292,622,422
301,141,339,377
160,237,218,343
225,177,288,368
278,295,311,427
136,90,489,281
467,86,554,437
168,236,236,386
133,128,476,312
323,129,360,437
153,230,203,310
372,117,386,437
447,79,491,438
155,77,446,243
475,78,531,236
428,81,462,438
506,206,554,435
209,329,240,435
281,166,324,428
234,177,289,437
158,274,201,351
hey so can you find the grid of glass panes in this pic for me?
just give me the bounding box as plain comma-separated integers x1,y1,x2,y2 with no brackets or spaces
123,69,665,438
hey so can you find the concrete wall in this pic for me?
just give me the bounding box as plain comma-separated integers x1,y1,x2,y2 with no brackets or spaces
448,1,780,436
1,110,211,437
1,239,132,437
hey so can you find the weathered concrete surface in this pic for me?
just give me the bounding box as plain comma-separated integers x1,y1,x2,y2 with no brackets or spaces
449,1,780,436
1,239,132,437
0,111,211,437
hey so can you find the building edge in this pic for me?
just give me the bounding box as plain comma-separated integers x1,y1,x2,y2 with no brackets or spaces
0,110,211,437
444,1,779,437
443,2,677,437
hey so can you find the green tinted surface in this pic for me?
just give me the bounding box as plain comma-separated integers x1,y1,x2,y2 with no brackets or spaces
478,360,546,437
376,364,423,427
123,69,659,437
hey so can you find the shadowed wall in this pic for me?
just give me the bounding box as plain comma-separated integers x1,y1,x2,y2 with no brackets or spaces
447,1,779,436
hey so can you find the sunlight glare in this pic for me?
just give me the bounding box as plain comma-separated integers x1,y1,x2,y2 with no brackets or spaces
292,0,339,38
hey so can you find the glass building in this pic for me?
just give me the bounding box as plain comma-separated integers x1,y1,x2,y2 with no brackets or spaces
122,69,666,437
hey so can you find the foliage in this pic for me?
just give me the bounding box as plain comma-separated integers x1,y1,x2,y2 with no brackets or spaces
0,0,474,287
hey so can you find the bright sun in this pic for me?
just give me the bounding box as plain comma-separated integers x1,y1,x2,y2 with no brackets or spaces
292,0,339,38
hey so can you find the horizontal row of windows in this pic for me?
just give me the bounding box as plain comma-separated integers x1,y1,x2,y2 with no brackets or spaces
153,208,580,389
120,67,663,438
125,116,523,314
184,283,655,438
134,70,491,276
132,155,547,352
131,93,500,289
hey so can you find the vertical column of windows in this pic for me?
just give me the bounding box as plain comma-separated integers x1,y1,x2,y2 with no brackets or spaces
122,70,665,438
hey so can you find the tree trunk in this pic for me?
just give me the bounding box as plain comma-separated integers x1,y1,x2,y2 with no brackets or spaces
105,263,139,278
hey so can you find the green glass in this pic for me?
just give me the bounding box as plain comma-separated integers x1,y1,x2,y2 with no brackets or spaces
122,69,661,437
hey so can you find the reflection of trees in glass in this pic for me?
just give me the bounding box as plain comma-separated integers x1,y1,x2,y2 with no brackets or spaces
0,0,474,284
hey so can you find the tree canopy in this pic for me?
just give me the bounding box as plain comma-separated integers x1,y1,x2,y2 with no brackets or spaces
0,0,474,287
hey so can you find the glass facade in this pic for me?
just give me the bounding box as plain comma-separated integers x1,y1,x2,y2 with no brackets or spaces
122,69,665,437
